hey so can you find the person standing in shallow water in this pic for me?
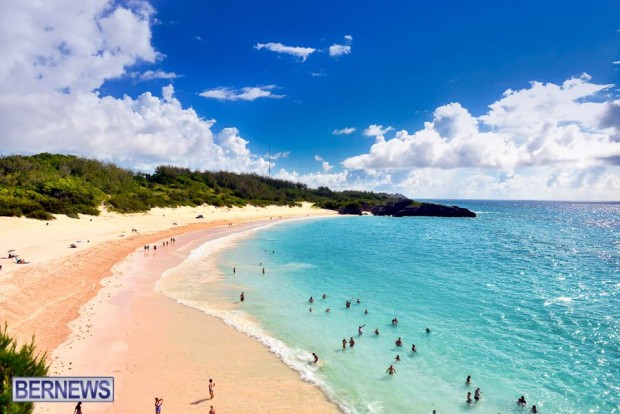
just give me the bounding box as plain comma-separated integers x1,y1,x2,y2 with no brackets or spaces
386,364,396,375
240,292,244,302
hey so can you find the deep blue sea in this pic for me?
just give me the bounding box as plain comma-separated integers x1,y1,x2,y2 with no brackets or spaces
160,200,619,414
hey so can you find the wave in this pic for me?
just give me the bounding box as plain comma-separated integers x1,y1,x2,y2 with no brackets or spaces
159,292,355,414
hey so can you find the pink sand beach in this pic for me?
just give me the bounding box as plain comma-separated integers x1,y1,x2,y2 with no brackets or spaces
0,204,341,414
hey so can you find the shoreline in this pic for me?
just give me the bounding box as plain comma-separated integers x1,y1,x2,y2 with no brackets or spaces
0,204,341,413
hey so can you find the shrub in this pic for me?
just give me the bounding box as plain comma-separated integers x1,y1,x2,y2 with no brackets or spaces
0,323,49,413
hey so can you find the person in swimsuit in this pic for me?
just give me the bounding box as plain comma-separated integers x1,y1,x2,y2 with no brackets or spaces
411,343,417,352
474,387,481,402
312,352,319,363
374,328,380,335
466,375,471,385
531,405,538,413
517,395,527,406
209,379,215,399
155,397,163,413
386,365,396,375
466,392,473,404
240,292,244,302
349,337,355,347
74,402,82,414
342,338,347,349
209,405,216,414
395,337,403,347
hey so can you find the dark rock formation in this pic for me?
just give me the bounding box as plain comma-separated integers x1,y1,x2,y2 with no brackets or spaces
339,198,476,218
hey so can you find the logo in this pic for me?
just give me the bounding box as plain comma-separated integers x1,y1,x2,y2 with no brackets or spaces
12,377,114,402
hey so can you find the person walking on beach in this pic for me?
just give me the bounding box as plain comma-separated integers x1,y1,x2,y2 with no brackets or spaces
209,405,216,414
240,292,244,302
209,379,215,399
155,397,163,414
74,402,82,414
386,364,396,375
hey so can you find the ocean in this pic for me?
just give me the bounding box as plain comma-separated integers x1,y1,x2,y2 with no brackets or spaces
158,200,619,414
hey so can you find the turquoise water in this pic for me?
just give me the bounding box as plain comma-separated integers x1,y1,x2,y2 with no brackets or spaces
163,201,619,413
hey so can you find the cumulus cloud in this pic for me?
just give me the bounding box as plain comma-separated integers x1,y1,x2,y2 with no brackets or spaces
329,35,353,57
255,42,316,62
199,85,284,101
332,127,356,135
345,76,620,172
335,75,620,200
363,124,394,137
0,0,270,173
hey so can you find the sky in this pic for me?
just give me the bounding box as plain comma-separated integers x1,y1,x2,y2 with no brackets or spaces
1,0,619,201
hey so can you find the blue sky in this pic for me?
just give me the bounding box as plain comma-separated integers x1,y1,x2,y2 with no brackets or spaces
1,0,619,200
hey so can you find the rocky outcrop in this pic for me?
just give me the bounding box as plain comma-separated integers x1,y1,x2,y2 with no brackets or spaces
338,199,476,217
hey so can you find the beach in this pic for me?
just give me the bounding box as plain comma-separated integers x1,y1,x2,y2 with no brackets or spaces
0,203,341,414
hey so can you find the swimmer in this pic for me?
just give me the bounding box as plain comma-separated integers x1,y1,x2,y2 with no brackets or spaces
374,328,380,335
392,318,399,325
322,293,327,299
240,292,245,302
326,308,331,313
364,308,368,315
358,324,365,335
342,338,347,349
411,344,417,352
425,327,431,334
531,405,538,413
395,355,401,362
474,387,481,402
395,337,403,347
466,375,471,385
312,352,319,363
349,337,355,347
309,307,312,312
466,392,473,404
386,364,396,375
517,395,527,406
309,296,314,303
346,301,351,308
356,298,361,304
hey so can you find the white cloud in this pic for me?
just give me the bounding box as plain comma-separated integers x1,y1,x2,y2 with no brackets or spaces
136,70,179,81
332,127,356,135
345,76,620,172
335,75,620,200
329,35,353,57
329,44,351,57
314,155,333,172
0,0,271,173
199,85,284,101
613,61,620,64
255,42,316,62
363,124,394,137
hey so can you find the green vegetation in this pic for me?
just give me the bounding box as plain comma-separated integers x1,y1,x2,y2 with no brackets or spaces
0,324,49,414
0,154,400,219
